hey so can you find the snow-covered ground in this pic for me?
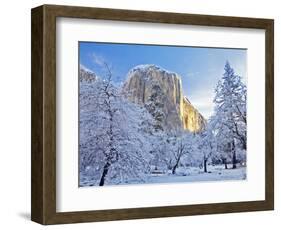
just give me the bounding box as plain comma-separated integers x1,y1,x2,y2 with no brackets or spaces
147,165,246,184
80,165,246,187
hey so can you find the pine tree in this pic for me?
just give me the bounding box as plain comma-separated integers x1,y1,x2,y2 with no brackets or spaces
211,61,247,169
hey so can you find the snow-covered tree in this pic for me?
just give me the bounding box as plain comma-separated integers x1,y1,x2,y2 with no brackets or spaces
211,61,247,169
149,132,168,171
196,124,217,172
168,131,193,174
79,65,153,186
233,82,247,151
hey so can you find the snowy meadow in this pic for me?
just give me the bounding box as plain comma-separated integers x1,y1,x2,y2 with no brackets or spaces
79,44,247,187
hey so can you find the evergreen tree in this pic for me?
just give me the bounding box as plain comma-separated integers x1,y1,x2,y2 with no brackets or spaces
211,61,247,169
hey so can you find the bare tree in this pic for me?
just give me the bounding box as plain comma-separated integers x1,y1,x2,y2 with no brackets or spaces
79,63,153,186
169,133,192,174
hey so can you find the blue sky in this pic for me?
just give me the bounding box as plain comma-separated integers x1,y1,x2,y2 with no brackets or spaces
79,42,247,119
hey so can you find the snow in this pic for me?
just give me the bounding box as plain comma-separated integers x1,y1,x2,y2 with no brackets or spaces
127,64,179,79
148,165,246,184
80,64,94,74
80,165,246,187
79,62,247,187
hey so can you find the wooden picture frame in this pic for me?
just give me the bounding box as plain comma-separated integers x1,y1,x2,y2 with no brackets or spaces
31,4,274,225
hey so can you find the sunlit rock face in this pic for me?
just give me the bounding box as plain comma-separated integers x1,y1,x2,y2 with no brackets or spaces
123,65,205,132
182,97,206,132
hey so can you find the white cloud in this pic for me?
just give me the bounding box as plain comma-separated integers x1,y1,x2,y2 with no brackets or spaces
80,64,93,73
92,52,106,66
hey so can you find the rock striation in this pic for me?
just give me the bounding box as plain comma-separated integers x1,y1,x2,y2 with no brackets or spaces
80,65,97,83
182,96,205,132
123,65,205,132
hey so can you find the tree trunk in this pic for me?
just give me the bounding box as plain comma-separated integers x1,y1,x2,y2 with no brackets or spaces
242,139,246,150
222,158,228,169
232,153,237,169
172,165,177,174
99,161,111,186
172,155,181,175
204,158,208,173
232,140,237,169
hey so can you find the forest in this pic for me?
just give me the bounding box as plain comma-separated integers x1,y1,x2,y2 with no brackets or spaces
79,62,247,186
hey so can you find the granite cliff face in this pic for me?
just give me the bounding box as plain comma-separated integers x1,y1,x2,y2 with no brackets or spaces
123,65,205,132
182,97,205,132
80,66,97,83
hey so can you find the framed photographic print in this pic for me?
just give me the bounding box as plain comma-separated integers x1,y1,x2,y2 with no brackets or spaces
31,4,274,225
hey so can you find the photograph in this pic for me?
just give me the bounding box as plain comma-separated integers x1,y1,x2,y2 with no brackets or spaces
78,42,247,187
30,4,274,224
